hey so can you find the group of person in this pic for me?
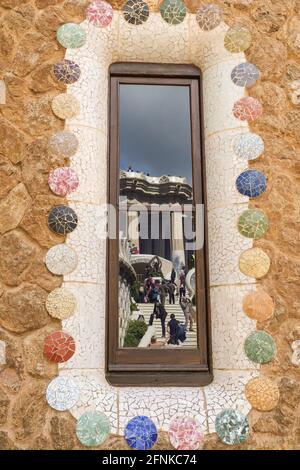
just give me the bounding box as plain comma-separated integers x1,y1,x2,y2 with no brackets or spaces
148,296,194,346
139,266,188,306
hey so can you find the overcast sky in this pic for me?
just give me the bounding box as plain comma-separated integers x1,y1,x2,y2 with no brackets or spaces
119,84,193,185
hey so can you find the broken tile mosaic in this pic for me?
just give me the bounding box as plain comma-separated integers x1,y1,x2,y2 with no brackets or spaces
45,243,78,275
160,0,186,25
48,131,79,157
168,416,204,450
237,209,269,239
233,97,263,121
215,409,249,445
48,205,78,235
86,1,113,28
224,26,252,53
124,416,158,450
46,376,80,411
245,377,279,411
51,93,80,120
196,4,222,31
123,0,149,25
76,410,110,447
53,59,81,85
233,133,264,161
231,62,259,88
44,331,76,363
46,287,76,320
57,23,86,49
236,169,266,198
49,167,79,197
242,290,274,322
244,331,276,364
239,247,270,278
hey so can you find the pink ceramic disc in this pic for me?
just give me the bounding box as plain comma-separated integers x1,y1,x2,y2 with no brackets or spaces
233,97,263,121
44,331,76,363
48,167,79,196
86,1,113,27
169,416,204,450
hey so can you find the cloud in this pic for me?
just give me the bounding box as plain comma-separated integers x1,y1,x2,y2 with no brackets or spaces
120,84,193,185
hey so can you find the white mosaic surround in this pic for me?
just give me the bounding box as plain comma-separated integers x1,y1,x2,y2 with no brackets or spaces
59,12,259,435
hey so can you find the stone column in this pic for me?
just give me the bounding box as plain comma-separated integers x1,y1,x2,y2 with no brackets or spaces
171,211,185,267
128,211,140,251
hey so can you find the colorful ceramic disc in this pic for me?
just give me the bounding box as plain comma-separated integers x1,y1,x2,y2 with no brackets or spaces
86,1,113,28
48,205,78,235
49,167,79,197
76,410,110,447
53,59,81,85
57,23,86,49
44,331,76,363
123,0,149,25
239,247,270,278
196,4,222,31
231,62,259,88
46,376,80,411
48,131,79,157
169,416,204,450
51,93,80,120
233,97,263,122
46,287,76,320
125,416,158,450
244,331,276,364
236,169,266,198
45,244,78,275
215,409,249,445
242,290,274,322
237,209,269,239
245,377,279,411
224,26,252,53
160,0,186,25
233,133,264,161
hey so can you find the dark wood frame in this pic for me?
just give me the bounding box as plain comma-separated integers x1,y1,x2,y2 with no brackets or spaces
106,63,212,386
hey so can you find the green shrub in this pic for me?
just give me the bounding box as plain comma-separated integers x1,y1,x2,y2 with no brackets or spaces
130,302,138,312
124,320,148,347
130,281,140,302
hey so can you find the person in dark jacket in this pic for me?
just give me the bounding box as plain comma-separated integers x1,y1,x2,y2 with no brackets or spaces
171,268,176,283
148,301,167,337
167,314,180,345
168,281,176,304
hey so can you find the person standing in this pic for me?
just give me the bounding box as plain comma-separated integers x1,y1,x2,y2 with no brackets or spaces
168,282,176,304
180,297,194,331
171,268,176,284
149,301,167,338
159,281,168,307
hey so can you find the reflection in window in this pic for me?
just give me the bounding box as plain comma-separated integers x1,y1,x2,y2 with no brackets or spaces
118,84,198,349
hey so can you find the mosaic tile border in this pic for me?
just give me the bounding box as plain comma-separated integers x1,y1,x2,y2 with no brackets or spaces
40,4,276,448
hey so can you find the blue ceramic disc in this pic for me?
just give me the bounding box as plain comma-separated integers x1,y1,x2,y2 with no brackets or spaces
124,416,158,450
236,169,266,198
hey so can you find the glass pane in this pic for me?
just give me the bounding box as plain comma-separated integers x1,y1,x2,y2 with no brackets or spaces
118,84,198,349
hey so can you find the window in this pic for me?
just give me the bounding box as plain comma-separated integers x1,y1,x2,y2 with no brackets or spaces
107,63,212,386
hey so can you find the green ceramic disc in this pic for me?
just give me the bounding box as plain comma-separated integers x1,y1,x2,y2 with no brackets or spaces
237,209,268,239
244,331,276,364
76,410,110,447
215,409,249,445
57,23,86,49
160,0,186,25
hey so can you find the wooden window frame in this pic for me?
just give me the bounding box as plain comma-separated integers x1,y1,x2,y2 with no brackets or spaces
106,62,212,386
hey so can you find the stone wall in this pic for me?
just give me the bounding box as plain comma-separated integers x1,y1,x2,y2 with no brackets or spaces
0,0,299,450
